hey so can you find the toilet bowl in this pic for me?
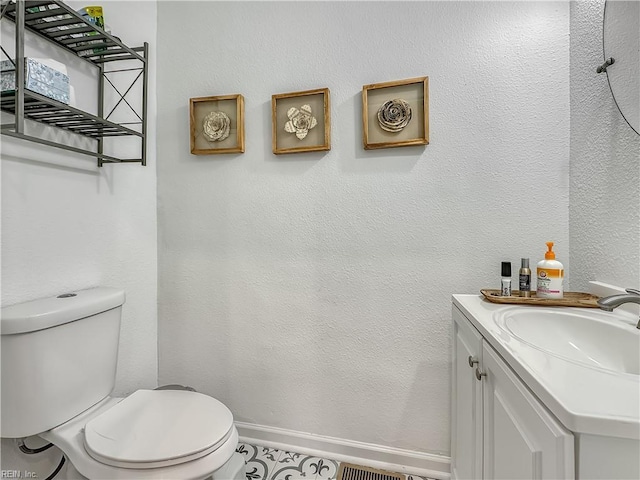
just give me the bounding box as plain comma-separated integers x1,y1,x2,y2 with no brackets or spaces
1,287,245,480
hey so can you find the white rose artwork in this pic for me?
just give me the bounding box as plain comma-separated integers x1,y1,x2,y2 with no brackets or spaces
377,98,412,133
284,104,317,140
202,111,231,142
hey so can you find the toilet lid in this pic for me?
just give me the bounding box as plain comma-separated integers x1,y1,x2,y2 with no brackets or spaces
84,389,234,469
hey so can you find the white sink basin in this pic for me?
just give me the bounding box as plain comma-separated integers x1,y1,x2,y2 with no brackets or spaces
493,308,640,375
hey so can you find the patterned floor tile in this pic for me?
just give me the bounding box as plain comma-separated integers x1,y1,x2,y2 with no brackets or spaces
236,443,282,480
270,451,339,480
237,443,433,480
312,458,339,479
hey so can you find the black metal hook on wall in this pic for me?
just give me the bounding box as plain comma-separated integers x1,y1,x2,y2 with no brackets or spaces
596,57,615,73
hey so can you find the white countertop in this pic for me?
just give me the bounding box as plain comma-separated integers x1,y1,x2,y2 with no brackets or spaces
452,294,640,440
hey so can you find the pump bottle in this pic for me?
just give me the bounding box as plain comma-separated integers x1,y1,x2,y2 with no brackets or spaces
536,242,564,299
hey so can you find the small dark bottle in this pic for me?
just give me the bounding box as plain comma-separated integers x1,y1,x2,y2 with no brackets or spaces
501,261,512,296
519,258,531,297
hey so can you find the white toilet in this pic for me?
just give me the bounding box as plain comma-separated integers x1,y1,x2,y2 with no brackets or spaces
1,287,246,480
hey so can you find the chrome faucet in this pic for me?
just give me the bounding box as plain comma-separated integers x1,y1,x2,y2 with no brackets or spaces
597,288,640,329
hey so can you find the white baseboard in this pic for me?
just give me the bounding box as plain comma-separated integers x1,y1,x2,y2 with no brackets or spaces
235,421,451,480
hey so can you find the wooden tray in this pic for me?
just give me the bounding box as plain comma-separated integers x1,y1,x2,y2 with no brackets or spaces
480,289,600,308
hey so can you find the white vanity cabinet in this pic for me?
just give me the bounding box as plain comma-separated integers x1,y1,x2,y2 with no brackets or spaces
452,305,575,480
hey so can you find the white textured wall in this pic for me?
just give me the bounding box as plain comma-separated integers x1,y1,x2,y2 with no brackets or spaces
1,1,157,476
157,1,569,455
569,0,640,291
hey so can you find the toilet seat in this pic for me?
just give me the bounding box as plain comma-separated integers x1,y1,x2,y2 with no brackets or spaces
41,392,241,480
84,389,233,469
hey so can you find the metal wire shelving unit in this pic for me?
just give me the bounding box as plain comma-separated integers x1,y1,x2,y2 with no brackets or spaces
1,0,148,166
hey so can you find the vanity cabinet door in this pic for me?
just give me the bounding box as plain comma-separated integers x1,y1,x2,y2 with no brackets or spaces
481,343,574,480
451,306,484,480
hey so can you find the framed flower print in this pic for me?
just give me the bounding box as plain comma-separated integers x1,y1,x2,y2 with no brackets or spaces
190,94,245,155
271,88,331,155
362,77,429,150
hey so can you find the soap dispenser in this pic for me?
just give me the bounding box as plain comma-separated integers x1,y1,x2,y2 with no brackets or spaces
536,242,564,299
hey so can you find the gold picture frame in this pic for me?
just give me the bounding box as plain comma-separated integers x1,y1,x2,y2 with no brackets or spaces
362,77,429,150
190,94,245,155
271,88,331,155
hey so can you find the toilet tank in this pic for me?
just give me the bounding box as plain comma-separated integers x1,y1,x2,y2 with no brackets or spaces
1,287,125,438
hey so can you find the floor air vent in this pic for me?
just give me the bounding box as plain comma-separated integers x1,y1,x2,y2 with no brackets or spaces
337,463,405,480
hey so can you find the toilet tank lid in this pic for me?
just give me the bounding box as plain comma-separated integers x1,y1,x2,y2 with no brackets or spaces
1,287,125,335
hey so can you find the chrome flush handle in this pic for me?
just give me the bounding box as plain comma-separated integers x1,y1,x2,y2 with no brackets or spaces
468,356,479,368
